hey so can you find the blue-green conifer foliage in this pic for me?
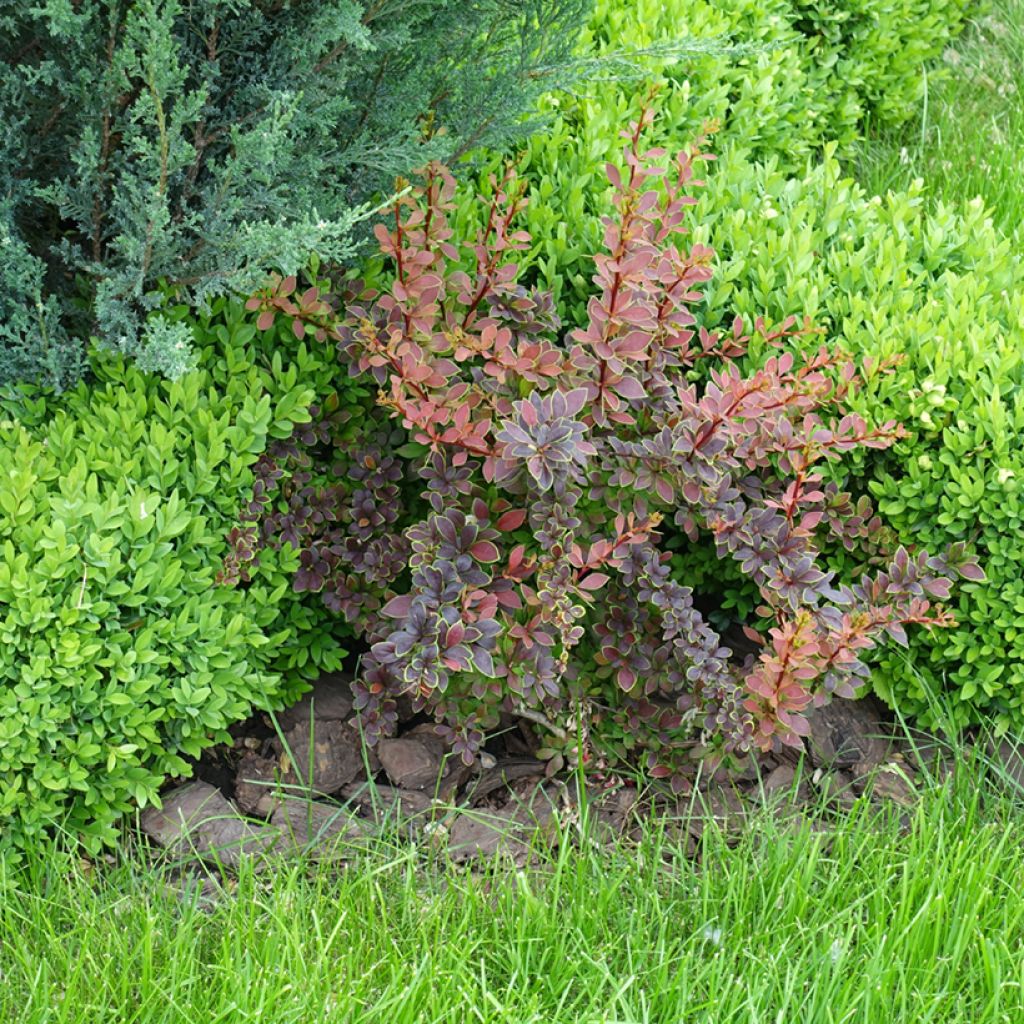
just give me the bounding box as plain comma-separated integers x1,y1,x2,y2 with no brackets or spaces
0,0,590,390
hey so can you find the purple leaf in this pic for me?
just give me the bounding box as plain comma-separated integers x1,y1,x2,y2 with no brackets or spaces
382,595,413,618
612,376,646,400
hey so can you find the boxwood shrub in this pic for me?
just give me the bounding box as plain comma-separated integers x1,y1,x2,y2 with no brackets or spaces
694,151,1024,732
0,296,365,852
588,0,974,160
445,0,974,324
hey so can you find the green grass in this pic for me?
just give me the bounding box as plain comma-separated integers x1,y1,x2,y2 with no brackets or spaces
853,1,1024,238
3,757,1024,1024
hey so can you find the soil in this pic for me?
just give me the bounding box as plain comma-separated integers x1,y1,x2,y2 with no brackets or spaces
142,672,944,879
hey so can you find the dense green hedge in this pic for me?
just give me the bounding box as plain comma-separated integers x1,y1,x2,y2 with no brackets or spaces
0,299,362,852
448,0,974,323
696,153,1024,732
590,0,974,154
447,0,1024,731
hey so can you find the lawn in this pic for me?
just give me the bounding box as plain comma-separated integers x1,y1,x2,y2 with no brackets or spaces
853,0,1024,238
3,758,1024,1024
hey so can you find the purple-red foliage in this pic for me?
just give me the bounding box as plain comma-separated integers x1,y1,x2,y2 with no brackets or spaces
231,109,980,786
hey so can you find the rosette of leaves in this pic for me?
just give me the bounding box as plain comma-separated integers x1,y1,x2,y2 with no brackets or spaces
235,110,979,787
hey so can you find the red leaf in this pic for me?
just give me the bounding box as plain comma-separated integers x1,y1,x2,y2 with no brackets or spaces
496,509,526,532
256,311,274,331
800,511,824,530
381,595,413,618
742,625,763,645
579,572,610,592
786,714,812,737
613,376,647,400
924,577,952,600
495,589,522,610
470,541,500,563
655,478,674,504
613,331,650,356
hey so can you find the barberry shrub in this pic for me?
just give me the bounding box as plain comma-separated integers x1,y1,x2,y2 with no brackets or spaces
237,113,978,784
437,0,1019,731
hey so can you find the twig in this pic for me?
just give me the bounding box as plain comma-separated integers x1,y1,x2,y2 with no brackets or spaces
513,705,567,741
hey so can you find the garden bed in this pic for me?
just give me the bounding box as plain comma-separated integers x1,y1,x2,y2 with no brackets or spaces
140,671,955,879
